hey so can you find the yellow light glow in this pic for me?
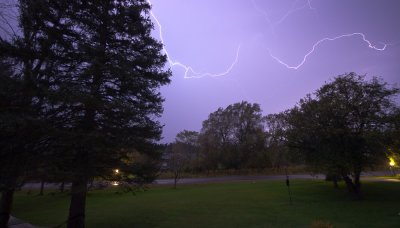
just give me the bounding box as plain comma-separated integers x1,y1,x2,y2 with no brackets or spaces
389,157,395,167
115,169,119,174
112,181,119,186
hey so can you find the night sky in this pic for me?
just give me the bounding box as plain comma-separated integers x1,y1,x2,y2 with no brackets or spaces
149,0,400,142
1,1,399,143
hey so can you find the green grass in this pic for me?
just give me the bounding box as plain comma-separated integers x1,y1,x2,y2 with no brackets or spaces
158,166,308,179
12,180,400,227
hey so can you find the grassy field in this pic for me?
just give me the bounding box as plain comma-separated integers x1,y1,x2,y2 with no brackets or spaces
12,180,400,227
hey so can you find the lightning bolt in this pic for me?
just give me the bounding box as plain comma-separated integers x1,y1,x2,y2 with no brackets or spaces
274,0,314,26
252,0,387,70
306,0,315,10
252,0,314,35
147,0,240,79
269,33,387,70
252,0,275,35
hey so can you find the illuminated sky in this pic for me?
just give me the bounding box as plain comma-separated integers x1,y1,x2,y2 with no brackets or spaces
1,0,399,143
151,0,400,142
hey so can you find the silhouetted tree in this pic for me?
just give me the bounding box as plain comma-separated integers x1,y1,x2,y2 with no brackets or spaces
0,56,25,228
163,131,199,188
2,0,170,227
0,0,58,224
200,101,267,169
285,73,399,199
176,130,201,170
118,146,163,188
386,108,400,171
48,1,170,227
265,113,290,170
199,108,229,171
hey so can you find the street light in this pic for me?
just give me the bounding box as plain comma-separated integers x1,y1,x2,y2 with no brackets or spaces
389,157,396,176
389,158,395,167
111,169,120,186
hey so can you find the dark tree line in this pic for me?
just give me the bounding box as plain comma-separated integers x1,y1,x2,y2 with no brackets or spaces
200,101,267,170
0,1,170,227
164,74,399,197
164,101,283,178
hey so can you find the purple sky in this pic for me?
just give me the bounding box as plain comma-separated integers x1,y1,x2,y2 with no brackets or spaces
149,0,400,142
1,1,399,143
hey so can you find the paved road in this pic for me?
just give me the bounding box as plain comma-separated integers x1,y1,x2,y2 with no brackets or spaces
22,174,323,190
22,171,395,189
154,171,396,185
154,174,323,185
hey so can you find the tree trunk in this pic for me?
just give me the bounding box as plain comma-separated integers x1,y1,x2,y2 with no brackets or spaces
342,175,354,191
332,177,339,189
173,171,178,189
342,174,362,200
59,181,65,193
353,171,362,199
88,178,94,191
39,180,45,196
67,177,88,228
0,190,14,228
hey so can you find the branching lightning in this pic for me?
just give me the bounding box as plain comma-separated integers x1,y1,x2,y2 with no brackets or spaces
274,0,314,26
252,0,275,35
147,0,240,79
147,0,388,75
306,0,314,10
252,0,314,35
252,0,387,70
269,33,387,70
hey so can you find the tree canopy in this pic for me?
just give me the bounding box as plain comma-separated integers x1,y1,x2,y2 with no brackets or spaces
285,73,399,198
200,101,267,169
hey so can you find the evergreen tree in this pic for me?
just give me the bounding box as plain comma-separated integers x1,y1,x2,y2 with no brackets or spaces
43,1,171,227
0,0,58,225
1,1,170,227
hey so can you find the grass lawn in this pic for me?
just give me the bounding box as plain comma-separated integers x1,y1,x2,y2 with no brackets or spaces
12,180,400,227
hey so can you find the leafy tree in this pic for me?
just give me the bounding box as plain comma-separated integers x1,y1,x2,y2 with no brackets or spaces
113,146,163,190
165,143,190,189
285,73,399,198
228,102,266,168
265,113,290,170
199,108,230,171
176,130,201,170
200,101,267,169
386,108,400,171
163,131,199,188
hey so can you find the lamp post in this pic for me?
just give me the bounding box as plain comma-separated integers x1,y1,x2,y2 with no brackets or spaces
112,169,120,186
389,158,396,176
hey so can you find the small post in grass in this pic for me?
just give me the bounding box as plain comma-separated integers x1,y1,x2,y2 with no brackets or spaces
285,168,292,205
